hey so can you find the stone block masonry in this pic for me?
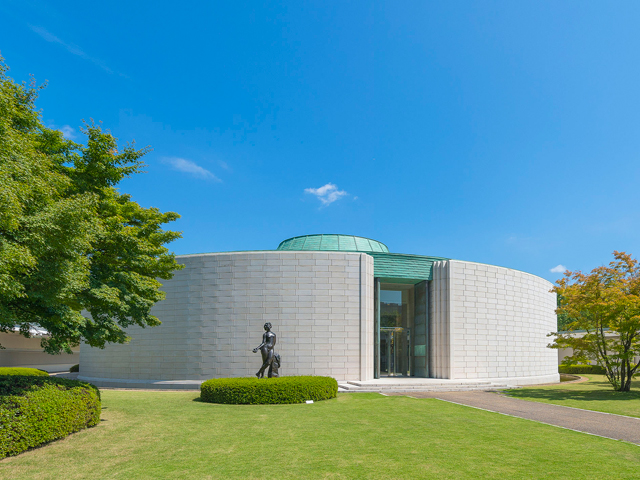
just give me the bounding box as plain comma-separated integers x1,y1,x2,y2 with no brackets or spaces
430,260,558,385
79,247,558,388
80,251,374,384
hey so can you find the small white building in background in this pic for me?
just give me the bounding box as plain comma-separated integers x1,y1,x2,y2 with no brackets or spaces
0,327,79,372
77,234,559,389
556,331,640,366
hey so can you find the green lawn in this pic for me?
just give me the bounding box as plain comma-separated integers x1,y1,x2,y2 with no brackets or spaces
2,391,640,479
505,375,640,418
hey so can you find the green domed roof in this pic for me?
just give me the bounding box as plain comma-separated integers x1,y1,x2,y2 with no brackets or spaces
277,234,389,253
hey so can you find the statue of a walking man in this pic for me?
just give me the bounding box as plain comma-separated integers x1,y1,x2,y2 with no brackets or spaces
252,322,281,378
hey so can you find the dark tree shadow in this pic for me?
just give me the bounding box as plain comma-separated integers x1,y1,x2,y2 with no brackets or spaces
506,377,640,403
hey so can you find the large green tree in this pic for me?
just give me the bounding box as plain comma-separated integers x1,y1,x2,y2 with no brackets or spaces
0,60,183,354
550,252,640,391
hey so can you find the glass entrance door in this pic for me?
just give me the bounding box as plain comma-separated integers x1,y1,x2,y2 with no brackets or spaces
380,327,410,376
374,280,429,378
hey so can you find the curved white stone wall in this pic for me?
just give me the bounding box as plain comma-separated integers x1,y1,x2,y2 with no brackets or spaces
430,260,559,385
79,252,557,388
80,251,374,386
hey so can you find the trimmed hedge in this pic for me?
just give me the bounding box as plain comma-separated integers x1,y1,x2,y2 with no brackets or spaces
558,364,606,375
0,376,101,459
201,376,338,405
69,364,79,373
0,367,49,377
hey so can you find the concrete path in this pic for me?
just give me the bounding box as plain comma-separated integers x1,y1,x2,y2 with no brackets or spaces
391,391,640,445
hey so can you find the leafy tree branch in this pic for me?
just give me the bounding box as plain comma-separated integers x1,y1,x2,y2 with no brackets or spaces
0,58,183,354
550,251,640,391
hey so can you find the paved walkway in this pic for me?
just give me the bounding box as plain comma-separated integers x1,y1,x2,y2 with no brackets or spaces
391,391,640,445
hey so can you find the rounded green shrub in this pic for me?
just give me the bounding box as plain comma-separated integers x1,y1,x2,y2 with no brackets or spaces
200,376,338,405
69,364,79,373
0,376,101,459
558,364,606,375
0,367,49,376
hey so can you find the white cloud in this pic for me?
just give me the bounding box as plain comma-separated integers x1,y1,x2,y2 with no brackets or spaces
59,125,76,140
304,183,349,206
162,157,221,181
29,25,115,74
550,264,567,273
218,160,231,171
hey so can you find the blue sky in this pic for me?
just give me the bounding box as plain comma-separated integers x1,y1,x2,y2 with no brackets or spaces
2,1,639,283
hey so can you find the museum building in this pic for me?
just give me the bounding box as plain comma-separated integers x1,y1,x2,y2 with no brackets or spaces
79,234,559,388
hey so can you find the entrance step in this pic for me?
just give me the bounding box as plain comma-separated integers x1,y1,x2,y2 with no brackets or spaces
346,380,495,387
337,385,511,393
337,380,516,393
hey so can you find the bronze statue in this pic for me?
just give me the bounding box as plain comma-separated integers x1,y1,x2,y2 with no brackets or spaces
252,322,281,378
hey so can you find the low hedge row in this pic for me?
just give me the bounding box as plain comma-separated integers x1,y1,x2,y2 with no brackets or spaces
558,364,606,375
69,364,79,373
201,376,338,404
0,367,49,377
0,376,101,459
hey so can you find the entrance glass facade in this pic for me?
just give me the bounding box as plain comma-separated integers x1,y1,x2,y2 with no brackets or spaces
374,280,429,378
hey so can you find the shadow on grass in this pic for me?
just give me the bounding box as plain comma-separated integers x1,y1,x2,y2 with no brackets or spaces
506,377,640,403
507,389,640,402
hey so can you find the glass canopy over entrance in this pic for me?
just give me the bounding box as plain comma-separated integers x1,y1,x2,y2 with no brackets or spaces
374,280,429,378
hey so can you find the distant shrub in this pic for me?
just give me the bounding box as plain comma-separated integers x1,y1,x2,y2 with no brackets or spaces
0,376,101,459
0,367,48,377
201,376,338,405
69,364,79,373
558,364,606,375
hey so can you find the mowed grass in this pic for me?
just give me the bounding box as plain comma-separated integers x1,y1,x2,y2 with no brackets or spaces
505,374,640,418
2,391,640,479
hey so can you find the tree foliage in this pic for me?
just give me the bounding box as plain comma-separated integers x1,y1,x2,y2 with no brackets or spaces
556,294,573,331
550,252,640,392
0,59,183,354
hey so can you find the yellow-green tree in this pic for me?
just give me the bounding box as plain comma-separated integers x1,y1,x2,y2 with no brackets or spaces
551,252,640,391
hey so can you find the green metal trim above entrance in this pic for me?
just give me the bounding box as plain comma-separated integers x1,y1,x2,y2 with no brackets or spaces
277,234,389,253
276,234,448,281
369,253,448,282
